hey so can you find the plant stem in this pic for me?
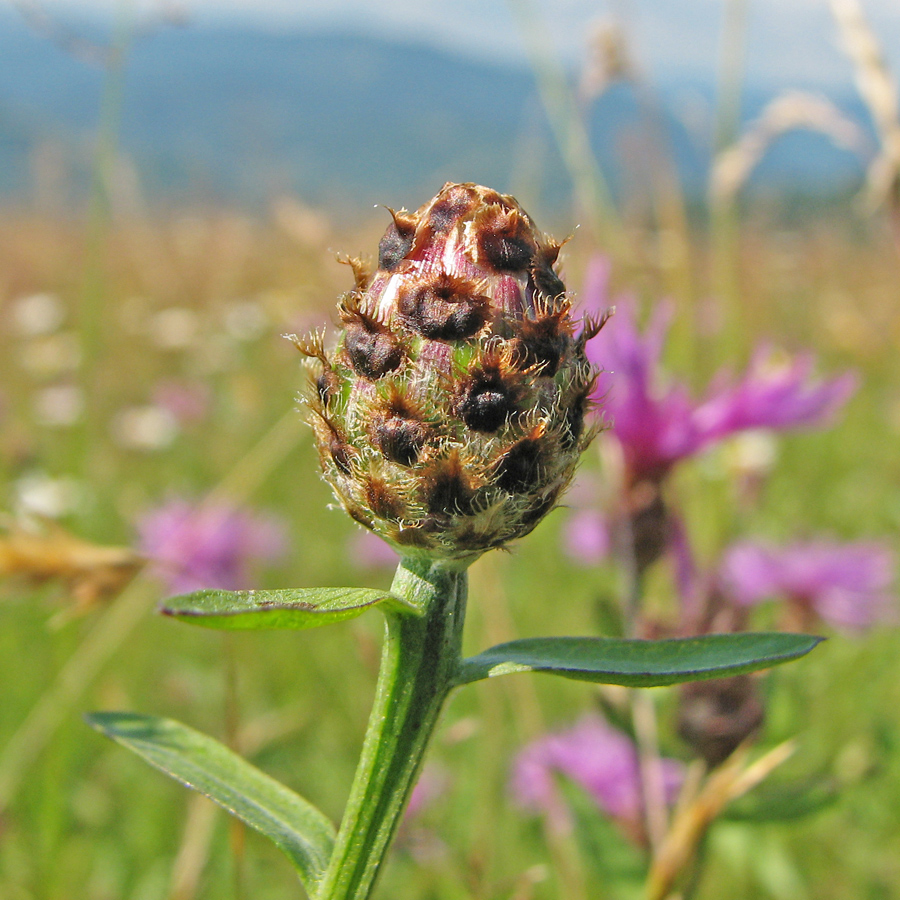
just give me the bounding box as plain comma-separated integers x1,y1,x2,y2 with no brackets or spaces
316,557,468,900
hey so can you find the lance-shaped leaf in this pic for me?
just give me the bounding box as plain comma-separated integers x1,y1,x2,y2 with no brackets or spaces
455,632,822,687
161,586,416,630
86,712,334,893
723,777,840,822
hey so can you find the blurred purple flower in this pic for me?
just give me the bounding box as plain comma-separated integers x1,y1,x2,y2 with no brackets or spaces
719,539,896,631
136,499,287,594
348,529,399,570
398,764,450,862
511,715,684,835
151,378,211,426
581,257,857,484
693,348,858,436
563,509,611,566
405,763,449,821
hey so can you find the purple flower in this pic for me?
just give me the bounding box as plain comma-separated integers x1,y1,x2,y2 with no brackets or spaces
151,379,211,425
399,764,451,861
136,499,287,595
719,539,896,631
348,530,399,570
511,715,683,836
405,764,448,821
581,257,857,484
559,473,612,567
692,348,858,436
563,509,611,566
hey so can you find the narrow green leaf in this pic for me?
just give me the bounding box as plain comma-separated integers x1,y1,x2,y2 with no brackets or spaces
161,586,415,630
456,632,822,687
86,712,334,892
723,778,839,822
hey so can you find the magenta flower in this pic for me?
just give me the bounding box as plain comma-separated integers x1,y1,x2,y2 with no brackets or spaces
719,539,896,631
692,347,858,436
581,257,857,484
511,715,683,836
136,499,287,594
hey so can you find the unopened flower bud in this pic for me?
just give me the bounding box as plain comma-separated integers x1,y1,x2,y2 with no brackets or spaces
678,675,765,768
292,183,607,563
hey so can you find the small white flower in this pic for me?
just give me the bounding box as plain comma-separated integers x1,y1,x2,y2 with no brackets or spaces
14,471,84,518
12,293,65,337
112,405,179,450
34,384,84,427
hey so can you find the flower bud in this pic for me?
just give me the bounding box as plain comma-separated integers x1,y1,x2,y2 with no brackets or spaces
292,183,607,563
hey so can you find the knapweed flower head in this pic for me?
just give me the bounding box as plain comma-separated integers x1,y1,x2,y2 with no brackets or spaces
582,256,857,486
136,498,287,595
511,714,684,840
292,183,605,562
718,538,896,632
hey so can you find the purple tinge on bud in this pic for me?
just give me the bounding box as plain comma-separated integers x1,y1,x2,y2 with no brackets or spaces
510,715,684,840
718,538,896,632
293,183,607,562
136,498,287,595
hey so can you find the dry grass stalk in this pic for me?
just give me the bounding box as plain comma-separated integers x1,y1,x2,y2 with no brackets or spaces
646,740,796,900
830,0,900,214
711,91,866,203
577,19,636,108
0,516,143,612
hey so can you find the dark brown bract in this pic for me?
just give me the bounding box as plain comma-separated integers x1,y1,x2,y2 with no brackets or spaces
292,182,607,563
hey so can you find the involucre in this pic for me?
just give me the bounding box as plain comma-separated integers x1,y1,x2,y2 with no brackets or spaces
291,182,608,564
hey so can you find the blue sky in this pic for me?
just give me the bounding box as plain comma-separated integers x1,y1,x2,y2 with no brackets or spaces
28,0,900,91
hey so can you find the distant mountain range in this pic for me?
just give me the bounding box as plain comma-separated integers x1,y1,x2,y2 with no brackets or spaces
0,11,874,215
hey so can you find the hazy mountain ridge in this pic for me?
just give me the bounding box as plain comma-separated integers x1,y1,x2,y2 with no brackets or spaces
0,12,872,212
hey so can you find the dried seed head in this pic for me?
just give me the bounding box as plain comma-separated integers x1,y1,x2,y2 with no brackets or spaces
510,306,572,375
473,204,537,273
422,451,475,518
294,182,609,564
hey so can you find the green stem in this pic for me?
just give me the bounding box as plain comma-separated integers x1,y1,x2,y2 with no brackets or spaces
316,557,468,900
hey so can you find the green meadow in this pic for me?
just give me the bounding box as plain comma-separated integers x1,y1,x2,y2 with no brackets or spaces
1,202,898,899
